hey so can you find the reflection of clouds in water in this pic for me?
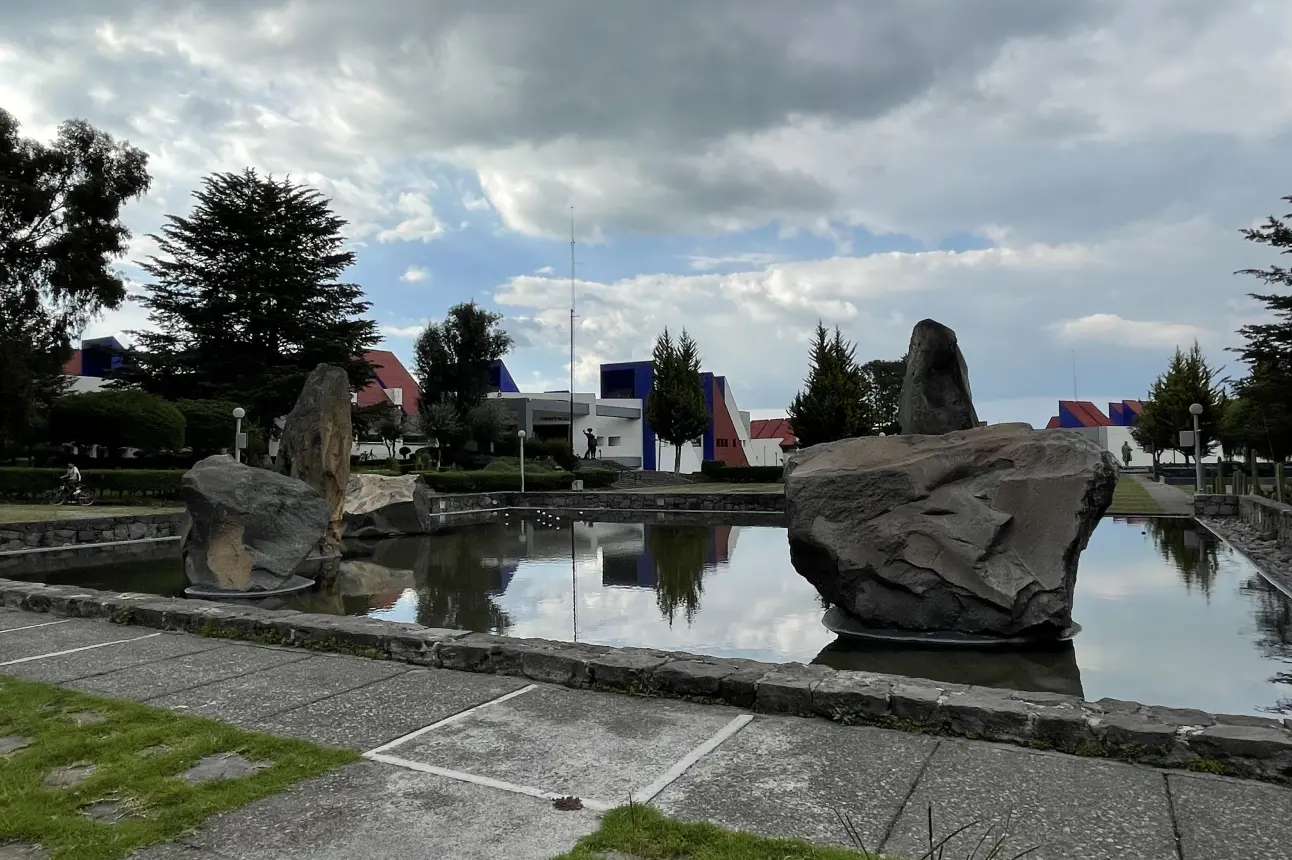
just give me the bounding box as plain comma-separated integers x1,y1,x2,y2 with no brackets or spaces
369,588,419,624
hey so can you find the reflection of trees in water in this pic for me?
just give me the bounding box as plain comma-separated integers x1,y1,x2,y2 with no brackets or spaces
371,529,514,635
1240,575,1292,716
647,525,711,627
1145,518,1220,597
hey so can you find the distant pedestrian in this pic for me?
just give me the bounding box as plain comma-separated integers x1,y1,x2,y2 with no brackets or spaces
1121,441,1132,466
583,427,598,459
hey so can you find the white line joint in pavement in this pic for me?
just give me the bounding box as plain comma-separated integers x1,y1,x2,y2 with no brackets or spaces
0,632,163,667
364,684,539,756
364,752,612,812
0,619,73,635
633,713,755,804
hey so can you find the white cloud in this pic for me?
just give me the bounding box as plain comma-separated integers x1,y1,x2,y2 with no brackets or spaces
376,192,445,243
1050,314,1206,348
379,323,428,340
534,265,554,275
400,265,431,283
687,252,783,271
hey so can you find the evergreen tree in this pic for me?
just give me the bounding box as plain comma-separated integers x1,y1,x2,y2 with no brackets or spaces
1230,194,1292,462
645,328,709,473
0,109,151,452
419,395,463,469
1134,342,1225,465
861,355,907,435
118,169,378,435
413,302,514,456
787,322,872,448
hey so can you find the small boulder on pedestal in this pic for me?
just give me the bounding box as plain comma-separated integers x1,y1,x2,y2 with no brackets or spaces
182,455,331,595
342,473,436,538
898,319,979,435
275,363,353,549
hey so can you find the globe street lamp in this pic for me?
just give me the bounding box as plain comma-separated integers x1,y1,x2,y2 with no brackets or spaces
517,429,527,493
1189,402,1203,491
232,407,246,464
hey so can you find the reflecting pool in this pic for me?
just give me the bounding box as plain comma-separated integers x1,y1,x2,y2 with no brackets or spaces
14,513,1291,717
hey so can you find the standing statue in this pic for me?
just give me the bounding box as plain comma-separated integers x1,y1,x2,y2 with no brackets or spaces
583,427,599,459
1121,441,1133,466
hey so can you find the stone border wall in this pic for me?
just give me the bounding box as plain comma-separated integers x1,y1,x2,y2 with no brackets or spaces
0,538,179,576
0,513,186,552
1238,495,1292,544
2,577,1289,785
1193,493,1238,518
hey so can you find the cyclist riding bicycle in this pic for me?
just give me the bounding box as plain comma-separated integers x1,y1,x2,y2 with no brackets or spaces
61,462,82,500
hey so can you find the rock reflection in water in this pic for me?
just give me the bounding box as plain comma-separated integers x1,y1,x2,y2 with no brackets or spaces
813,639,1084,697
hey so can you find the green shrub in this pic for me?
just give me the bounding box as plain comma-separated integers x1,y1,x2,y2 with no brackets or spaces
698,460,783,483
0,467,185,500
48,390,185,454
175,399,241,456
418,468,616,493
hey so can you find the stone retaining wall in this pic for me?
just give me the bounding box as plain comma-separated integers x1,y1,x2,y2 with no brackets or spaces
421,490,785,515
2,577,1289,785
0,537,179,576
0,513,186,552
1238,495,1292,544
1193,493,1239,518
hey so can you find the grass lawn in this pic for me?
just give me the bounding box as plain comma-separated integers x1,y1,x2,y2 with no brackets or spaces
0,505,182,524
1104,477,1162,516
554,805,876,859
0,676,358,860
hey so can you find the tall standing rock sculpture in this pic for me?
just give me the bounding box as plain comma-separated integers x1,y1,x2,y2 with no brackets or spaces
898,319,978,435
276,364,353,549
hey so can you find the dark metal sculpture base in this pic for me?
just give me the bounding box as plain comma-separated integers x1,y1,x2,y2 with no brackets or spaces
822,606,1081,649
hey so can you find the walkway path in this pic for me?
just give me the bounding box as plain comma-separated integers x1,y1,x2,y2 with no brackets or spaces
1131,475,1196,516
1,609,1287,860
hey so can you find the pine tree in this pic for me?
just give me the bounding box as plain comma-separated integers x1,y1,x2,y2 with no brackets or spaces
119,169,378,434
645,328,709,473
787,322,872,448
1135,342,1225,465
861,355,906,435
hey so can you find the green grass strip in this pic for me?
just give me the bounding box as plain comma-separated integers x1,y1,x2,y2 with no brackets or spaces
1105,477,1162,516
0,675,358,860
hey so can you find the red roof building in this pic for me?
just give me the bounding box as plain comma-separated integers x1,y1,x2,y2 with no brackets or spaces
355,350,422,418
750,417,798,449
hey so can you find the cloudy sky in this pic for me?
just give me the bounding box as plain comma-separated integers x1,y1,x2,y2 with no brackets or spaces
5,0,1290,426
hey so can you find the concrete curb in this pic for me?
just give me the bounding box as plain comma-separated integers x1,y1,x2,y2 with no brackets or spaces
2,577,1290,785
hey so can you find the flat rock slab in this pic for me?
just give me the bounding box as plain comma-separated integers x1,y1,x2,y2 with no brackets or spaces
3,631,223,683
0,609,55,631
0,620,155,665
68,710,106,727
393,685,744,807
123,760,598,860
182,753,268,784
0,736,33,756
0,844,48,860
80,800,128,824
71,643,313,701
42,763,97,788
261,668,530,750
1168,772,1292,860
147,654,409,725
652,715,939,850
882,740,1178,860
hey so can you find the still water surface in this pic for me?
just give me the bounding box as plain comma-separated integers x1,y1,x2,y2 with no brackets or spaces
21,514,1291,718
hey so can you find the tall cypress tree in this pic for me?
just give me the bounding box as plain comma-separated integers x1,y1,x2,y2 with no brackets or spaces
645,327,709,473
788,322,872,448
118,169,378,434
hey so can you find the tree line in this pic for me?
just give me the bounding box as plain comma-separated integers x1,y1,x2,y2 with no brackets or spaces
787,322,906,448
1131,196,1292,470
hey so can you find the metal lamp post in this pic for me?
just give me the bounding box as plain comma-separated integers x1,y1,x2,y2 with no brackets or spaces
1189,402,1203,491
518,429,527,493
232,407,246,464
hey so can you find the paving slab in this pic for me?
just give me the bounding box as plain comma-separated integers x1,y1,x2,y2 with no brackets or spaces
882,740,1178,860
124,760,599,860
145,654,411,726
651,715,940,850
2,631,223,683
1168,772,1292,860
69,642,314,701
0,619,156,665
260,668,530,750
0,609,60,632
393,684,744,806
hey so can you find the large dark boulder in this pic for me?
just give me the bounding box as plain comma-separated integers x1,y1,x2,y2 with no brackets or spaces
181,455,331,592
785,424,1118,638
342,473,436,538
898,319,978,435
276,364,353,548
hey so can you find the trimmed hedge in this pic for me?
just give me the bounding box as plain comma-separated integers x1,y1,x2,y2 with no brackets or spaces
418,469,617,493
699,460,784,483
0,468,185,500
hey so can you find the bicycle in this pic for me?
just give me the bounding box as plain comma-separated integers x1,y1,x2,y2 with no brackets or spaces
42,485,96,507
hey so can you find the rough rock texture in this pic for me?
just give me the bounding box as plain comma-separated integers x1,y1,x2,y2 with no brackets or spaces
275,364,353,548
181,455,331,592
341,473,435,537
897,319,979,435
785,423,1119,638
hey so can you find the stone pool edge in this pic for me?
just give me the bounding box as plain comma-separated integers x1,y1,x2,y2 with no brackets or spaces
2,577,1290,786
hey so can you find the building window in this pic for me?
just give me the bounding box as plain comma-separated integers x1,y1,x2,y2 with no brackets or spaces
608,436,621,447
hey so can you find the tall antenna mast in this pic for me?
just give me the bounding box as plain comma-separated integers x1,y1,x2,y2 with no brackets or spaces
569,206,576,455
1071,350,1078,401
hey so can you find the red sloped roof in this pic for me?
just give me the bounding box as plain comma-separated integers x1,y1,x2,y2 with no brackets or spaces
750,417,797,446
1059,400,1111,427
1045,415,1061,429
1123,399,1143,415
62,350,82,375
356,350,422,417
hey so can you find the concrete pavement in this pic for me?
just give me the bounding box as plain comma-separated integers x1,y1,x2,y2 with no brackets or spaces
1132,475,1195,516
2,608,1289,860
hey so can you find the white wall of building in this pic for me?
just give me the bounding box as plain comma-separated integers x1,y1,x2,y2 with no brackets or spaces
1062,425,1223,465
745,438,788,467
